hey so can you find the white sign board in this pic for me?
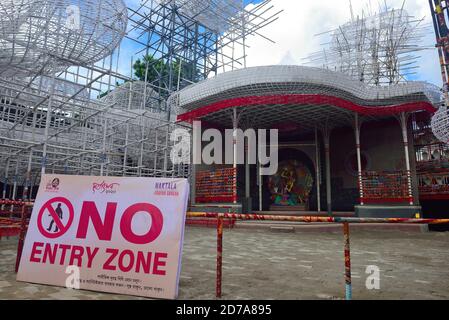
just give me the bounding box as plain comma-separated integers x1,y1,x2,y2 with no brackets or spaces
17,174,189,299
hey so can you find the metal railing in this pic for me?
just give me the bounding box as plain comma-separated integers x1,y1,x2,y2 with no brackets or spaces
187,212,449,300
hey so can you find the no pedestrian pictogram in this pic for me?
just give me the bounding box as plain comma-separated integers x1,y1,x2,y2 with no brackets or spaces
37,197,74,238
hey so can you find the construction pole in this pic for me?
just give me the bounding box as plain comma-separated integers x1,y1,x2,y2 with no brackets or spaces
11,161,19,215
15,150,33,273
41,72,57,175
100,118,108,177
2,158,10,209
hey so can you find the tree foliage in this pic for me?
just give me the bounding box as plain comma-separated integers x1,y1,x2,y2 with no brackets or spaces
98,55,202,100
133,55,201,91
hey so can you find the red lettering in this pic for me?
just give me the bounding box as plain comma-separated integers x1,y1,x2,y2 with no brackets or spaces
42,243,58,264
76,201,117,241
28,242,168,275
153,252,167,276
30,242,44,263
120,203,163,245
103,248,118,271
136,251,152,273
86,247,99,268
58,244,71,265
69,245,84,267
118,249,135,272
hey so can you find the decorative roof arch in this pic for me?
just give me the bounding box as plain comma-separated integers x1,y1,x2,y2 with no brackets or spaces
171,65,441,128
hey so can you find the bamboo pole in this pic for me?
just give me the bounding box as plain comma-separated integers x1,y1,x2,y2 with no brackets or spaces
216,214,224,298
343,222,352,300
187,212,449,225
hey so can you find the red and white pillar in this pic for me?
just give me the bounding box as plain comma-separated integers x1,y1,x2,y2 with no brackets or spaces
354,114,364,205
399,113,414,206
232,107,238,205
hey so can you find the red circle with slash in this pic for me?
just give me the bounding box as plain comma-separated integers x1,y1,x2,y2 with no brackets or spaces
37,197,74,238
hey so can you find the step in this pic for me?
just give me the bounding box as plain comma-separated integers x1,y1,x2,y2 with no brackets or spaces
234,221,429,233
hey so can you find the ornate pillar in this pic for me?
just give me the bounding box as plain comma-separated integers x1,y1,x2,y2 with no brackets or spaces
232,107,238,205
315,128,321,213
354,114,364,205
258,158,263,211
322,125,333,215
192,120,202,206
190,125,197,206
245,143,250,199
399,113,414,205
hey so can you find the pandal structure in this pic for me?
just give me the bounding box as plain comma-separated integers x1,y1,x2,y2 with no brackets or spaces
304,7,431,86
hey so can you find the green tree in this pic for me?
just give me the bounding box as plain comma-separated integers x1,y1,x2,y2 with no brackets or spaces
133,55,201,91
133,55,169,85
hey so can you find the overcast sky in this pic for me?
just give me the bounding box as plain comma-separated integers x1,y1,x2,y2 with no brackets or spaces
124,0,442,87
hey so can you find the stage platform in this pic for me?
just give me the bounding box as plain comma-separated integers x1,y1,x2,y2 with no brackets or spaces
186,210,429,233
233,220,429,233
189,204,356,217
253,211,355,217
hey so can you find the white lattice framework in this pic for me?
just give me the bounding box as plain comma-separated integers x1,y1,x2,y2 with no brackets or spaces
432,106,449,144
0,0,128,77
0,0,190,199
304,8,431,86
0,76,185,186
0,0,281,201
157,0,244,34
100,80,161,111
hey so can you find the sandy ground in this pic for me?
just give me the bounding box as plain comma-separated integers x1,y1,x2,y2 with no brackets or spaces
1,227,449,300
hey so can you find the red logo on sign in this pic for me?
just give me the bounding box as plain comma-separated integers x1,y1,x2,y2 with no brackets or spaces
45,178,60,192
37,197,74,238
92,181,120,194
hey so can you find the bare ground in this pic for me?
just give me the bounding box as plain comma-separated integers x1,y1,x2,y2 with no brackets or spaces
1,227,449,300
